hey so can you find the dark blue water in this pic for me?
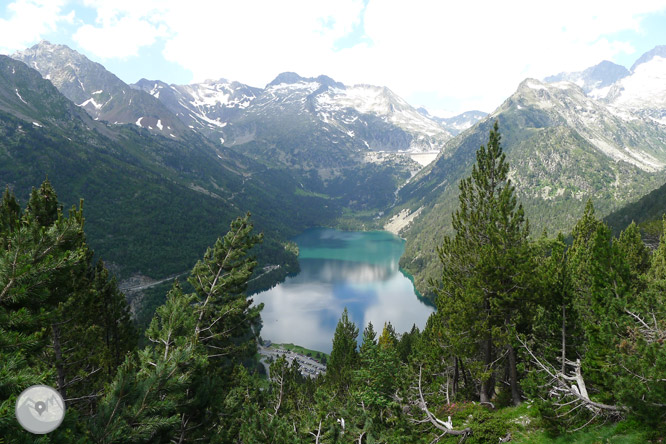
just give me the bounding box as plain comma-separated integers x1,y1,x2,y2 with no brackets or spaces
253,228,434,353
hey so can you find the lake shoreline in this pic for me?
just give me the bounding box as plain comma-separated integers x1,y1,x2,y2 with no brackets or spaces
253,227,434,354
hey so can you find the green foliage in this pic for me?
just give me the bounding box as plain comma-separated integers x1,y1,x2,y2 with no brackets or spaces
512,420,656,444
354,322,401,415
91,213,265,442
616,222,650,288
0,181,136,441
2,167,664,443
430,122,535,404
327,307,359,394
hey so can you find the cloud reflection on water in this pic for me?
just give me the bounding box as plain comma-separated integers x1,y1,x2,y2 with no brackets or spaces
253,230,434,353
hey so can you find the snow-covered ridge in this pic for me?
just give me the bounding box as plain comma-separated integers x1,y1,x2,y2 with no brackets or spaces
134,71,453,153
314,83,452,148
608,56,666,111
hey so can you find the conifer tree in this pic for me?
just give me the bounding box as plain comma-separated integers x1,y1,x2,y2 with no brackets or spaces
613,217,666,425
88,259,137,380
616,221,650,293
0,183,88,439
432,121,533,405
328,307,359,394
396,324,419,363
0,187,20,243
91,214,263,442
359,321,377,356
355,321,378,405
189,213,263,367
90,283,196,443
568,209,634,393
377,321,398,349
528,233,578,375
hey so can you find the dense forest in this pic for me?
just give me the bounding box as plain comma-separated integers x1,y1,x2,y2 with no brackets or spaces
1,124,665,442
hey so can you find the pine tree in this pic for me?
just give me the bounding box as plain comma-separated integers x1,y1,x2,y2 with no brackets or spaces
328,307,359,394
88,259,137,380
528,233,578,375
613,217,666,425
396,324,419,363
615,221,650,293
0,183,88,440
377,321,398,350
0,187,20,244
359,321,377,356
91,214,263,442
24,179,60,228
432,121,533,405
91,289,191,442
189,212,263,366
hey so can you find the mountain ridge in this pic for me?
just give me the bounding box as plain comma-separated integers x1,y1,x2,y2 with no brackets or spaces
395,47,666,296
12,41,190,138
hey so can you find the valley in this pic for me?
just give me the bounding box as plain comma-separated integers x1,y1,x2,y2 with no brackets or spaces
4,40,666,310
2,31,666,443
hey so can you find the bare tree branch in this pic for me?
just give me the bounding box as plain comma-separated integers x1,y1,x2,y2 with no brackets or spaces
414,366,472,442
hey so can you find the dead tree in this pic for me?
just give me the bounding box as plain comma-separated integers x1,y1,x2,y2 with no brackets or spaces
518,336,625,429
407,366,473,443
625,309,666,347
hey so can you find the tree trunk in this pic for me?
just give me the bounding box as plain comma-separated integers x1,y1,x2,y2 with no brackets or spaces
508,344,521,405
479,337,492,404
460,357,470,390
561,303,566,375
453,356,459,397
52,323,66,398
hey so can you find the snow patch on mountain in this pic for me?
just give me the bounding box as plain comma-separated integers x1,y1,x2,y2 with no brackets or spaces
608,56,666,110
79,97,102,110
15,88,27,104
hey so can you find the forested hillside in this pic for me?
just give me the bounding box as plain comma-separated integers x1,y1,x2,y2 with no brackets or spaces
2,125,664,442
0,54,340,297
397,77,666,299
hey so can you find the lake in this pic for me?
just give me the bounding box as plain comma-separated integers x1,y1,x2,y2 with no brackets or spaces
253,228,435,353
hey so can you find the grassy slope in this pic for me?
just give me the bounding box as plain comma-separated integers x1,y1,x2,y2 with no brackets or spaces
445,403,659,444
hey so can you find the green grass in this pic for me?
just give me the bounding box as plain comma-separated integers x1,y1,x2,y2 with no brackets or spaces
294,188,333,199
448,402,660,444
513,422,655,443
269,343,329,360
489,404,658,444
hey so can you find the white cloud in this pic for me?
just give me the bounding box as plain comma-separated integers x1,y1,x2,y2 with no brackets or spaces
0,0,73,54
73,17,166,59
70,0,666,113
352,0,666,113
159,0,366,85
72,0,167,59
68,0,365,84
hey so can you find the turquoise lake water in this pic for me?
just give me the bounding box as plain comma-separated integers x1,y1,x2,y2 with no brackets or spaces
253,228,434,353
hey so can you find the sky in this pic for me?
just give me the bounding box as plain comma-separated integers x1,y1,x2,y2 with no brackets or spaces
1,0,666,116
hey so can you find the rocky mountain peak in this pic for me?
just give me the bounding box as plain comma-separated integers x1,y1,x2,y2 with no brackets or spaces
544,60,629,99
630,45,666,72
267,72,307,87
12,43,189,137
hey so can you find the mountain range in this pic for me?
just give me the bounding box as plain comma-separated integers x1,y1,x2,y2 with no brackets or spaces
0,52,332,299
395,47,666,294
3,41,666,302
